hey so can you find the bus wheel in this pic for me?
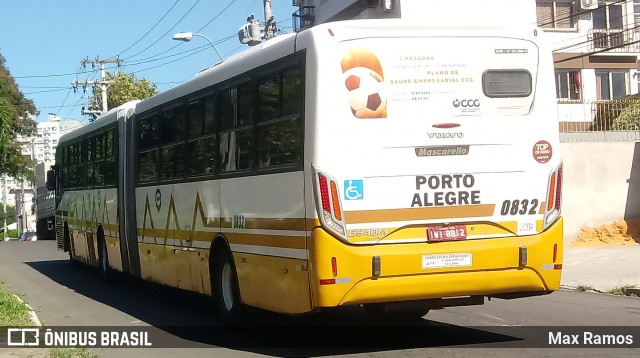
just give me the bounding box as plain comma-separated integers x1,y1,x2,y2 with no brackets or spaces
363,303,430,322
98,237,111,282
64,223,78,265
211,248,242,323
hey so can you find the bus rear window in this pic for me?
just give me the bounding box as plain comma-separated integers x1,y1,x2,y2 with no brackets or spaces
482,70,532,98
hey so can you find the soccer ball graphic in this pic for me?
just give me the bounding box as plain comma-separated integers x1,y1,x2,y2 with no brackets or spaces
344,67,387,118
340,48,387,118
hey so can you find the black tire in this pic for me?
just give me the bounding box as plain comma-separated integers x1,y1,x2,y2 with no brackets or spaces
98,237,111,282
36,220,46,241
211,248,242,323
363,303,430,322
64,223,78,265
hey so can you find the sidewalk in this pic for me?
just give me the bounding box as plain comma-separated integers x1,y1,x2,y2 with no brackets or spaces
561,245,640,293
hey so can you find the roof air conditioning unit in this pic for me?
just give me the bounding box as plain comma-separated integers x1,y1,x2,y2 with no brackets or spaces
581,0,598,10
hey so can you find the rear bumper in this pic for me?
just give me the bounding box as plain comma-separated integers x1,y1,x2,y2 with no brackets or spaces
308,217,563,307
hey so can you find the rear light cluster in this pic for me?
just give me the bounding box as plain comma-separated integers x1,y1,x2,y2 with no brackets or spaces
544,163,563,229
313,167,348,241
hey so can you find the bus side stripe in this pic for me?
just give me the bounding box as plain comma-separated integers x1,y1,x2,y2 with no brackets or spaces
345,205,496,224
230,244,308,259
226,232,306,249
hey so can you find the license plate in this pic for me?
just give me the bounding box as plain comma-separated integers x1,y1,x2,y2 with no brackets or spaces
427,225,467,242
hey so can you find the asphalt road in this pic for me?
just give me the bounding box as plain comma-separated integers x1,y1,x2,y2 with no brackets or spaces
0,240,638,358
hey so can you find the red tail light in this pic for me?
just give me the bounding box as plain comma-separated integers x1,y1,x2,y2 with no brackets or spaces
313,167,348,241
544,163,563,229
318,173,331,212
555,167,562,211
547,172,556,211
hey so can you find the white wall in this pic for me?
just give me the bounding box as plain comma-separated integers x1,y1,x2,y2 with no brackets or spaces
561,141,640,242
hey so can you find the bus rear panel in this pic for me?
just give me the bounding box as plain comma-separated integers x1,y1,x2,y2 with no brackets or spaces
301,21,563,309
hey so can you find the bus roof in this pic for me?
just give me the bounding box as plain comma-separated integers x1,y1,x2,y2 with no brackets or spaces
57,100,139,145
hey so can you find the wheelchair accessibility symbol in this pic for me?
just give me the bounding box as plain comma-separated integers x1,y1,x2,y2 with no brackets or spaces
344,180,364,200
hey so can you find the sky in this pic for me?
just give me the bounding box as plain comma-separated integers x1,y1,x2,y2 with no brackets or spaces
0,0,296,124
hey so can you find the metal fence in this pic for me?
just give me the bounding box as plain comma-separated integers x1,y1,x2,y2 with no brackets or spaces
558,99,640,142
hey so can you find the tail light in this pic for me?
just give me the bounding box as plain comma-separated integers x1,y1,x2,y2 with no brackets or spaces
543,163,562,229
313,166,347,241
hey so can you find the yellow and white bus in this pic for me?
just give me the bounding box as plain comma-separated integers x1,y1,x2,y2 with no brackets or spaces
49,16,563,321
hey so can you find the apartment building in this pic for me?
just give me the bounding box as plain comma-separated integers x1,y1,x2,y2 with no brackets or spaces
537,0,640,128
1,114,83,208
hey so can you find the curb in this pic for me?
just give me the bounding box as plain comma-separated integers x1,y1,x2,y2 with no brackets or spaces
12,294,43,327
624,287,640,296
560,285,639,297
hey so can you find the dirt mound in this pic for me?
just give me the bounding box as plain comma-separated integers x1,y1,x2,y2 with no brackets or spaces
572,218,640,247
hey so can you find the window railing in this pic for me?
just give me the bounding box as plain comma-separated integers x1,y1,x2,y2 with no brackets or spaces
588,28,640,53
558,99,640,133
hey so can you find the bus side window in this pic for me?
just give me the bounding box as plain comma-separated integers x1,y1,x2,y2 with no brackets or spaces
138,116,160,184
282,67,302,117
259,73,280,122
256,66,303,169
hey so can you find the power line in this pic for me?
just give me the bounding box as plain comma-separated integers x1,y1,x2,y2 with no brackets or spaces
14,1,279,81
54,64,86,117
37,104,85,110
65,93,85,120
18,86,68,89
535,0,629,28
90,33,236,75
23,88,70,95
125,0,202,61
14,72,79,79
554,38,640,63
132,42,220,74
122,0,241,68
110,0,183,59
196,0,239,32
553,23,640,54
125,43,210,67
539,0,632,51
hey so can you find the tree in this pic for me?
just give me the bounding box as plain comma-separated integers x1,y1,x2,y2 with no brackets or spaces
88,71,159,121
0,205,17,227
0,53,37,180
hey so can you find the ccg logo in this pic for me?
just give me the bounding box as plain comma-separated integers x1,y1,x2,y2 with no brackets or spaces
452,99,480,108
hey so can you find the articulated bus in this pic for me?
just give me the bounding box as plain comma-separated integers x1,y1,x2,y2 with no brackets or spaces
48,15,563,321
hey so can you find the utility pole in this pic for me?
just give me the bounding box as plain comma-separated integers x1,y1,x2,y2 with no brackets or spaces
264,0,276,41
238,0,277,46
18,177,24,236
72,57,123,117
2,175,6,241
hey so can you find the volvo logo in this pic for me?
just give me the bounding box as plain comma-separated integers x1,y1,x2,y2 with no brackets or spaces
427,132,464,139
453,99,480,108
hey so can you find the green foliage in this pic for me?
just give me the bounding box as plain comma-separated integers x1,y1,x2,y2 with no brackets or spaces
88,71,158,121
593,93,640,131
606,285,637,296
0,205,17,226
49,348,98,358
612,99,640,130
6,229,18,238
576,285,594,292
0,282,33,326
0,53,38,179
